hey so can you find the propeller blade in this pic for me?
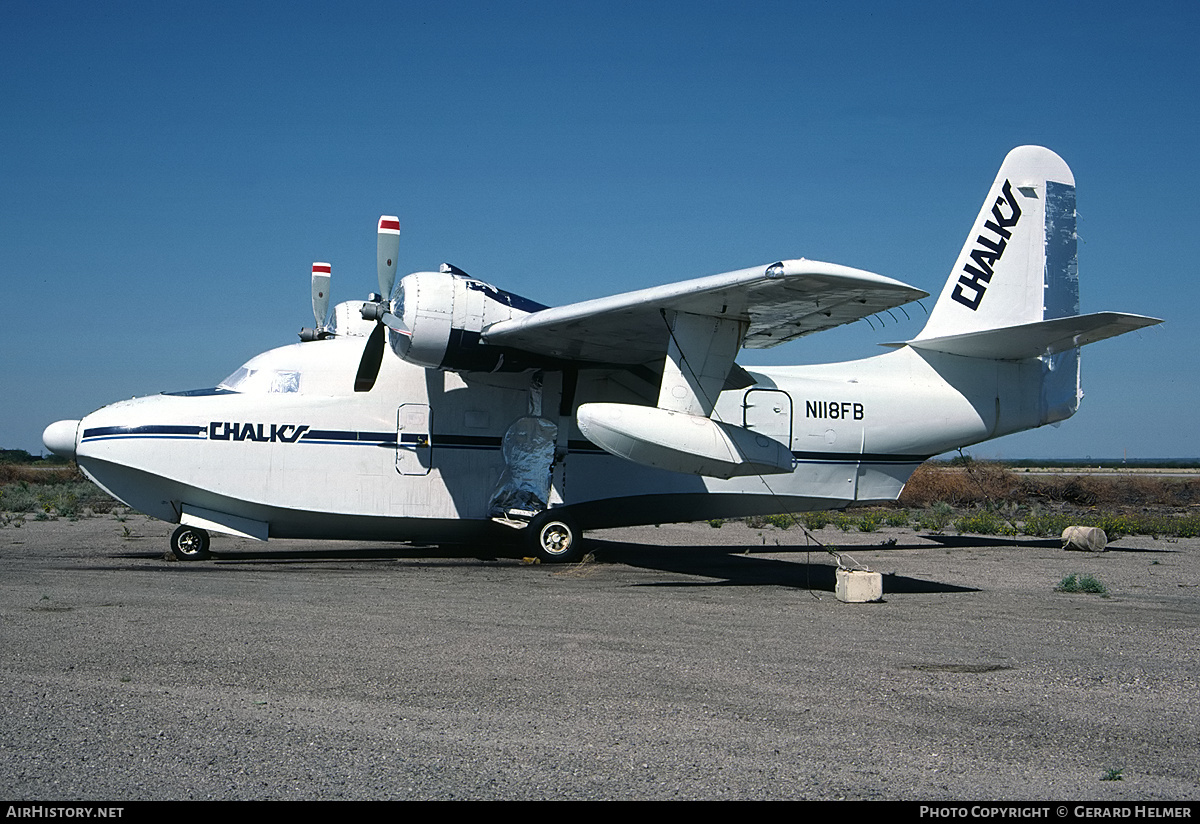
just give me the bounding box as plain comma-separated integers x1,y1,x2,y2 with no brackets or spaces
380,312,410,335
311,262,331,328
377,215,400,299
354,323,386,392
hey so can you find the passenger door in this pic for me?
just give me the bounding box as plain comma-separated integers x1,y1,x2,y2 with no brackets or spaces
396,403,432,475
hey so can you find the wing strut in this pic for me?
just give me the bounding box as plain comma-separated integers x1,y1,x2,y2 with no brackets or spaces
576,308,792,478
656,311,745,417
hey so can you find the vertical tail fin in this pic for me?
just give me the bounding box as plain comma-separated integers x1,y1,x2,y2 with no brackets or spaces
903,147,1158,433
914,146,1082,424
916,145,1078,340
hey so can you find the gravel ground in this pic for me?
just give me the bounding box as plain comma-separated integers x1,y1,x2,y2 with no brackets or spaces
0,516,1197,800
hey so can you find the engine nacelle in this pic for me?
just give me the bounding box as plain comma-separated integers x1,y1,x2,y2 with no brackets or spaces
387,269,547,371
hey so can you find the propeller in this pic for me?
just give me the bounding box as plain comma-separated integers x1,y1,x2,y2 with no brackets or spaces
354,323,387,392
299,262,333,342
377,216,400,298
312,262,332,328
355,216,404,392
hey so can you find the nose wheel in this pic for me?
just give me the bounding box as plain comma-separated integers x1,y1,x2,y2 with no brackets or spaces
526,513,584,563
170,525,211,561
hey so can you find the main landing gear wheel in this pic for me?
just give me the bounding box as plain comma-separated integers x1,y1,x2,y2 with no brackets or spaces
526,513,585,563
170,525,211,561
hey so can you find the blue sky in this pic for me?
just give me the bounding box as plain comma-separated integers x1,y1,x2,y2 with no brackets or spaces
3,1,1195,459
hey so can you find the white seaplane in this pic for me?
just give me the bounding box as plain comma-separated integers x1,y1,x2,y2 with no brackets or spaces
44,147,1159,562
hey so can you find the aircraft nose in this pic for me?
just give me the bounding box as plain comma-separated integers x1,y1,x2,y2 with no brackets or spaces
43,419,80,460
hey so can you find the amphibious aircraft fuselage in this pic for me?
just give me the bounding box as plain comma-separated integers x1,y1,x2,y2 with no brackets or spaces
44,147,1160,562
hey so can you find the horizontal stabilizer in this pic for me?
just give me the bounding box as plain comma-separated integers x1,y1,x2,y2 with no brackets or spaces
893,312,1161,360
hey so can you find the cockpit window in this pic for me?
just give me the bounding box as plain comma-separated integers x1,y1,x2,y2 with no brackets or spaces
218,367,301,394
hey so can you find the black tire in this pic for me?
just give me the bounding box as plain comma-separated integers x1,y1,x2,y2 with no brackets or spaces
526,513,585,563
170,525,211,561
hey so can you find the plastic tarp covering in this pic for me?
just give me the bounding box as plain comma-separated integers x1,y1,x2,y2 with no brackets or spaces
218,367,300,394
488,415,558,515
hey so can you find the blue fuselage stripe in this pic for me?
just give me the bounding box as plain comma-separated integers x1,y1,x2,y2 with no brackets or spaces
79,424,929,464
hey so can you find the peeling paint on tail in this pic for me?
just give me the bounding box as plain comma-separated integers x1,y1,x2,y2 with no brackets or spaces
1041,180,1081,424
1044,181,1079,320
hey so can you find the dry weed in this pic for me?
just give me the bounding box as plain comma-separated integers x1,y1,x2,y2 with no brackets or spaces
900,462,1199,509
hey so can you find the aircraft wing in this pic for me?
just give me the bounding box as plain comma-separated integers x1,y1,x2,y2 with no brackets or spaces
482,259,928,365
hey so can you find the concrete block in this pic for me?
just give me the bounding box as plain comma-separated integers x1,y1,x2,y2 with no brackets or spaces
835,568,883,603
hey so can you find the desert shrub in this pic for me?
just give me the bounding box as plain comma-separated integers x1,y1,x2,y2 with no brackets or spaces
1171,515,1200,538
1116,512,1200,539
954,508,1016,536
1017,510,1200,540
900,462,1017,506
0,464,84,485
1093,514,1134,541
802,511,831,531
0,477,117,515
831,513,856,532
857,511,882,532
1166,515,1200,542
916,501,955,532
44,488,80,517
764,513,797,529
0,483,40,513
1020,512,1072,537
905,463,1200,511
1057,573,1108,595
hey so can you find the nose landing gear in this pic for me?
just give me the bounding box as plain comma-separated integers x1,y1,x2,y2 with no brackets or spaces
170,525,211,561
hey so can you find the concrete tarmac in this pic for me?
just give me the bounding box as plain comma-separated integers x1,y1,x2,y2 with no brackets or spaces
1,516,1197,800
